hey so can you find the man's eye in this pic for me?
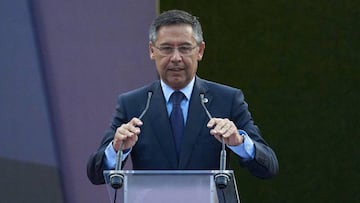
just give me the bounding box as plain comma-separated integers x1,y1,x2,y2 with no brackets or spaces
160,47,173,52
179,47,191,53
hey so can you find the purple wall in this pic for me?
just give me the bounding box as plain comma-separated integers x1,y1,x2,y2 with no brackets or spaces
0,0,63,202
1,0,157,202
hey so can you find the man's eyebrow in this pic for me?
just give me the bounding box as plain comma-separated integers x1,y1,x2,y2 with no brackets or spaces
178,43,193,46
158,43,172,46
158,42,193,46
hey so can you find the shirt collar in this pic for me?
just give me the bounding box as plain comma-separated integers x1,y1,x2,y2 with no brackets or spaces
161,77,195,103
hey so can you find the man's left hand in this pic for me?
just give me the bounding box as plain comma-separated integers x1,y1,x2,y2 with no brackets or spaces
207,118,244,146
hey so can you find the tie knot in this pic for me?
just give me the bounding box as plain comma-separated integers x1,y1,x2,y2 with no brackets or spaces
170,91,185,105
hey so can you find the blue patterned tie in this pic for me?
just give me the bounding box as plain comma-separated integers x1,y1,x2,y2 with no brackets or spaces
170,91,185,156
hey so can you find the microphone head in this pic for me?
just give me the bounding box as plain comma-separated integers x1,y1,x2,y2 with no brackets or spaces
110,173,124,189
215,173,231,189
202,97,208,103
199,93,208,103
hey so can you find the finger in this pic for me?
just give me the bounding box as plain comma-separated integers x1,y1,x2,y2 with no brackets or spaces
207,118,225,131
129,117,143,127
221,122,236,138
213,119,229,134
221,119,237,136
217,123,229,134
115,126,129,139
221,129,234,139
126,118,143,135
207,118,217,128
209,129,218,136
124,123,141,136
117,125,136,138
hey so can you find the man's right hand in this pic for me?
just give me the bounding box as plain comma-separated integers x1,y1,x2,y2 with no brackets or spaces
112,117,143,152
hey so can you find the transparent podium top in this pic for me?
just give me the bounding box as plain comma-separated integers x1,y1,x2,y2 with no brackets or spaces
104,170,234,179
103,170,239,203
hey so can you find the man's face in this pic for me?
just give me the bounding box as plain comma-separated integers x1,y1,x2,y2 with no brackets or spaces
149,24,205,90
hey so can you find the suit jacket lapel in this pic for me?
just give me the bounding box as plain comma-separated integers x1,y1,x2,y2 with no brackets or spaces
148,82,178,168
179,77,212,168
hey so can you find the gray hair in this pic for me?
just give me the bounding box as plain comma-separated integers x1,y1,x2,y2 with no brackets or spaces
149,10,204,44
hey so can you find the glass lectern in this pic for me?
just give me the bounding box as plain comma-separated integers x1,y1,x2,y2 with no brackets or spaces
103,170,240,203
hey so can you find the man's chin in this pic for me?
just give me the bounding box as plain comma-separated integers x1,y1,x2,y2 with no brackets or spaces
167,78,187,90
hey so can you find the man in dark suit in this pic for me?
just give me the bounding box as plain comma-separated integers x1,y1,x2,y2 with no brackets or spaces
87,10,278,185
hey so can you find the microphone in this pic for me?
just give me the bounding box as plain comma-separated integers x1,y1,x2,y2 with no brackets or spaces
110,91,153,189
200,93,230,189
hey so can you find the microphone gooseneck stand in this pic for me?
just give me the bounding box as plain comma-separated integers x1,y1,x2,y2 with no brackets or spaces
200,94,231,189
109,91,153,202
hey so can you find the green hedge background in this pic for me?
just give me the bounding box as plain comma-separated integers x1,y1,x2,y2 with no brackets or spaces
161,1,359,202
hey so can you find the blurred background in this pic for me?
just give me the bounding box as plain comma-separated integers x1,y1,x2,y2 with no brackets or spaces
1,0,359,202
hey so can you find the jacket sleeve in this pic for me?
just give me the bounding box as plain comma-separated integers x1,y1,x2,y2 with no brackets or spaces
231,89,279,179
87,94,129,185
87,148,107,185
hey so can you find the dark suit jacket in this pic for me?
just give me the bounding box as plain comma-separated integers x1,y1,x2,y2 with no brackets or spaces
87,77,278,185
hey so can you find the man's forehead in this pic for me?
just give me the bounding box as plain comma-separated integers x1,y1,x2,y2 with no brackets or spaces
157,26,193,38
155,25,196,44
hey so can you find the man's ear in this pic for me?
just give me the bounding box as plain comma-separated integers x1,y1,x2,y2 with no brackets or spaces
197,41,205,61
149,42,155,60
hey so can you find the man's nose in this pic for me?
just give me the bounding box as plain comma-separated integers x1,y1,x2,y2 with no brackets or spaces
170,48,182,62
